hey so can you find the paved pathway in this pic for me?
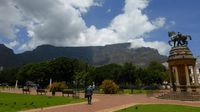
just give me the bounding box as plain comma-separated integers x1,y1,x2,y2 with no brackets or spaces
27,94,200,112
1,89,200,112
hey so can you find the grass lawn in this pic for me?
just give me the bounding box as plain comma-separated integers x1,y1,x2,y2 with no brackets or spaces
119,89,159,94
116,104,200,112
0,92,85,112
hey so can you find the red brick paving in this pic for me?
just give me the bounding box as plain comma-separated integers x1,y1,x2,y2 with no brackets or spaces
32,94,200,112
1,89,200,112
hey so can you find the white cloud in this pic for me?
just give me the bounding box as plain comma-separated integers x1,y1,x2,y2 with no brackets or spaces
130,38,170,55
110,0,166,39
60,0,101,13
76,26,122,46
0,0,23,40
0,0,169,55
13,0,89,50
5,40,19,49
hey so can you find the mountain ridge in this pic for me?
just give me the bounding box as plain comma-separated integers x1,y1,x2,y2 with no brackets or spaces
0,43,167,68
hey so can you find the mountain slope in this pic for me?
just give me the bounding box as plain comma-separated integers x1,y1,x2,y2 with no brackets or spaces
0,44,19,68
0,43,167,68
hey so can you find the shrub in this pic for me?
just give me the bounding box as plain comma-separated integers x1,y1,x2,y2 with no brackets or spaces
50,82,67,92
100,80,119,94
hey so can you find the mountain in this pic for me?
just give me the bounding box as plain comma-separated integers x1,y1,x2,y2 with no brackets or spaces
0,43,167,68
0,44,19,68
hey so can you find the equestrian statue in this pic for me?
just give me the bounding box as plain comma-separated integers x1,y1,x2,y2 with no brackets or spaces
168,31,192,47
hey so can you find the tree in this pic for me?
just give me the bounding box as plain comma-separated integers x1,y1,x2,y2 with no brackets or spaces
145,61,168,85
16,57,89,87
74,71,89,88
100,80,119,94
119,63,138,86
88,64,122,86
148,61,166,72
0,67,18,85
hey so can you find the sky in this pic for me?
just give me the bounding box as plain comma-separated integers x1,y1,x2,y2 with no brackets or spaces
0,0,199,57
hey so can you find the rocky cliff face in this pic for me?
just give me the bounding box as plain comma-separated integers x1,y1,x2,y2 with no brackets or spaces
0,43,167,68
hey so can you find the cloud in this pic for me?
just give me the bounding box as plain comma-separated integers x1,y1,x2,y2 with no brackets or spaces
60,0,102,13
110,0,157,39
15,0,89,50
5,40,19,49
130,38,170,55
75,0,168,54
75,26,122,46
0,0,169,55
0,0,23,40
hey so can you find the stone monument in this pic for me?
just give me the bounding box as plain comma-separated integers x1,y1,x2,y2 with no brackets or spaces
167,31,200,92
157,32,200,101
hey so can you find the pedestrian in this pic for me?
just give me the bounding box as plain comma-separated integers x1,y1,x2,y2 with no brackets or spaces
85,85,93,104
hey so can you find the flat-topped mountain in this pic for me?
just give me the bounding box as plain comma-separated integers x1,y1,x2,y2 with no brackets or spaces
0,43,167,68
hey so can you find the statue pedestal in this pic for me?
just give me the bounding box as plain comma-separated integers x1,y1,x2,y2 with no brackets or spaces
187,87,192,92
157,32,200,101
196,87,200,92
168,46,199,92
176,86,181,92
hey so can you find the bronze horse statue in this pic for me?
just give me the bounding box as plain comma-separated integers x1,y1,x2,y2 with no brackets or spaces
168,32,192,47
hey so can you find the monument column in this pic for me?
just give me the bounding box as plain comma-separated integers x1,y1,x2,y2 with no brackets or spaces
174,67,181,92
185,65,190,85
169,67,174,91
194,66,200,92
160,31,200,100
193,66,199,86
185,65,192,92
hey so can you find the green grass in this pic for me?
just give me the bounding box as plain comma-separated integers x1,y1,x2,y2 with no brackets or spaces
0,92,85,112
118,89,159,94
94,89,159,94
116,104,200,112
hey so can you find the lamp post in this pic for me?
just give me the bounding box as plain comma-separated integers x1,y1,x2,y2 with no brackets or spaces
92,82,95,90
15,80,18,89
76,79,80,98
49,78,52,88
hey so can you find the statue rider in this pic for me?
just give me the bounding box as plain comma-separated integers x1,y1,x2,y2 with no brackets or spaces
168,31,192,47
177,32,182,46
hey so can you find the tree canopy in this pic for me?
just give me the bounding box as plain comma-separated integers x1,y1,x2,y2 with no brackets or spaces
0,58,168,88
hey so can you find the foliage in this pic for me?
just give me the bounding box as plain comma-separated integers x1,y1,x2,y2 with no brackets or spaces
0,58,168,90
16,62,50,87
50,82,67,92
89,64,122,86
100,80,119,94
15,57,89,87
0,67,18,85
0,92,85,112
74,71,89,88
120,89,159,94
117,104,200,112
146,61,168,85
119,62,137,86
